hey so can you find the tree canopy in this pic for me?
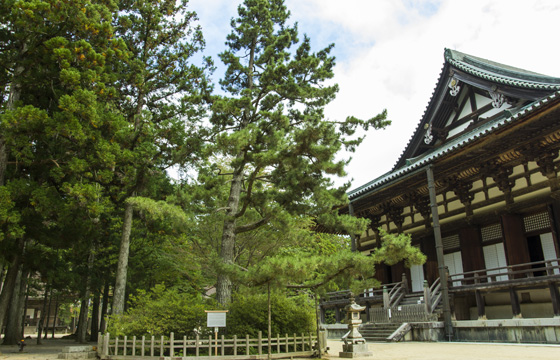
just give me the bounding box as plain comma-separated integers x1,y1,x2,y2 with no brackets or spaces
0,0,419,344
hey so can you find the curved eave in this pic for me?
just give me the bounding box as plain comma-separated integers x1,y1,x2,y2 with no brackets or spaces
348,91,560,201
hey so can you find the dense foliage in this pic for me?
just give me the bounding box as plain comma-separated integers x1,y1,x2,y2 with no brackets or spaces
0,0,422,344
227,293,315,337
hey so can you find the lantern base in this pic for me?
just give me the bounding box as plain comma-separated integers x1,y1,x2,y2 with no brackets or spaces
339,343,372,358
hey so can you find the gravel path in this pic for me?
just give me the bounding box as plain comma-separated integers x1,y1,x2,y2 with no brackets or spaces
1,337,559,360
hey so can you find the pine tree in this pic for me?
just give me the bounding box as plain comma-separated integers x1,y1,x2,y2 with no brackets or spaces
209,0,389,305
109,0,211,315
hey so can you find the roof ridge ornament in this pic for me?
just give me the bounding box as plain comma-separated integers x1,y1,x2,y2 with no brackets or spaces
489,86,505,108
448,77,460,96
424,123,434,144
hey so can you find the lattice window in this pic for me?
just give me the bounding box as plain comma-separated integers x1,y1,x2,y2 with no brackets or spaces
442,234,460,251
523,212,550,233
481,224,503,243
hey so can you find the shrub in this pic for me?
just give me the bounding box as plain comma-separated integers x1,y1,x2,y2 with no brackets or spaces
226,292,316,337
107,285,210,338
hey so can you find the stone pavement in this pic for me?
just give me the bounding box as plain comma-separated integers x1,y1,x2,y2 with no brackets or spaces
324,339,560,360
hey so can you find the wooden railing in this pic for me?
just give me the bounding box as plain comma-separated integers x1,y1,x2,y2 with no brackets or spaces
97,331,317,359
447,258,560,289
423,278,441,314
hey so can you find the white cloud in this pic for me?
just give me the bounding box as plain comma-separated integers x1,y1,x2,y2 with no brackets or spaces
187,0,560,189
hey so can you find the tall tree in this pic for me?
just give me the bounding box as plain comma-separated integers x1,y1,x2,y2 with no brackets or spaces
110,0,211,314
209,0,389,305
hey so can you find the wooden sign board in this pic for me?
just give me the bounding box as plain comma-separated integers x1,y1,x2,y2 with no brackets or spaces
205,310,228,328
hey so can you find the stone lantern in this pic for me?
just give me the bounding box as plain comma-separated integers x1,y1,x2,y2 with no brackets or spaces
339,295,372,358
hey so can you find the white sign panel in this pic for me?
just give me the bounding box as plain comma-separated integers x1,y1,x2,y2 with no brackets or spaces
206,311,227,328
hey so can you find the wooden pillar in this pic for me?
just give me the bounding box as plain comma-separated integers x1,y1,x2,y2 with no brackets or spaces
422,237,438,284
475,290,486,320
501,214,530,278
549,282,560,317
391,262,405,284
509,288,522,318
459,227,485,273
320,307,326,324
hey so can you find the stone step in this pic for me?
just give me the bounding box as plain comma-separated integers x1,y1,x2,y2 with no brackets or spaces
58,346,97,359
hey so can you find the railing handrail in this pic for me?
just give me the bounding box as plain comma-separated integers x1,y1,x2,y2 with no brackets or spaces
447,258,560,287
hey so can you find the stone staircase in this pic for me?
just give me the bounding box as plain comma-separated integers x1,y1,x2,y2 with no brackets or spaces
359,323,401,342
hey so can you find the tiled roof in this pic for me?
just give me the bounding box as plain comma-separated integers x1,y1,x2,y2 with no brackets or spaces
445,49,560,91
348,91,560,200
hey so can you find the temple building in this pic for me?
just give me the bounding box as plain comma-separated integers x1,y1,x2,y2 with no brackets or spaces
321,49,560,343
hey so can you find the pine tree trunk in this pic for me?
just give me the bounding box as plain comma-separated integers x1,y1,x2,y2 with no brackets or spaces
99,280,109,333
51,295,59,339
0,238,25,340
2,265,22,344
89,289,100,342
112,201,134,315
43,288,53,339
216,164,244,306
77,251,94,343
36,284,50,345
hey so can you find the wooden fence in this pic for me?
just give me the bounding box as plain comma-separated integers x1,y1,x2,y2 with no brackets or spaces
97,331,318,359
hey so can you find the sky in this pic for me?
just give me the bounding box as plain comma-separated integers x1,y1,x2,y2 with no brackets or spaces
187,0,560,191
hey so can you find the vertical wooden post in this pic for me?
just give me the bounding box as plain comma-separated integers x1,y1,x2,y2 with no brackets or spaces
233,335,237,356
383,286,389,309
276,334,280,354
170,332,174,357
245,334,249,355
103,333,109,356
160,336,164,356
335,307,341,323
150,335,154,357
510,288,522,318
114,337,119,356
548,282,560,317
423,280,431,314
293,333,296,352
258,331,262,355
208,335,212,356
221,334,225,356
402,273,409,294
141,336,145,357
183,335,187,357
195,334,199,357
123,336,127,356
475,290,486,320
132,336,136,356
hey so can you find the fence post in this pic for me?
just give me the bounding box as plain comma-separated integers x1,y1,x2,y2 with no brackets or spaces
103,333,109,356
150,335,154,357
382,286,389,309
245,334,249,355
195,334,199,357
276,334,280,354
123,336,127,356
132,336,136,356
293,333,296,352
221,334,225,356
160,336,164,356
208,335,212,356
114,336,119,356
183,335,187,357
423,280,431,314
258,331,262,355
141,336,145,357
170,332,174,357
233,335,237,356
